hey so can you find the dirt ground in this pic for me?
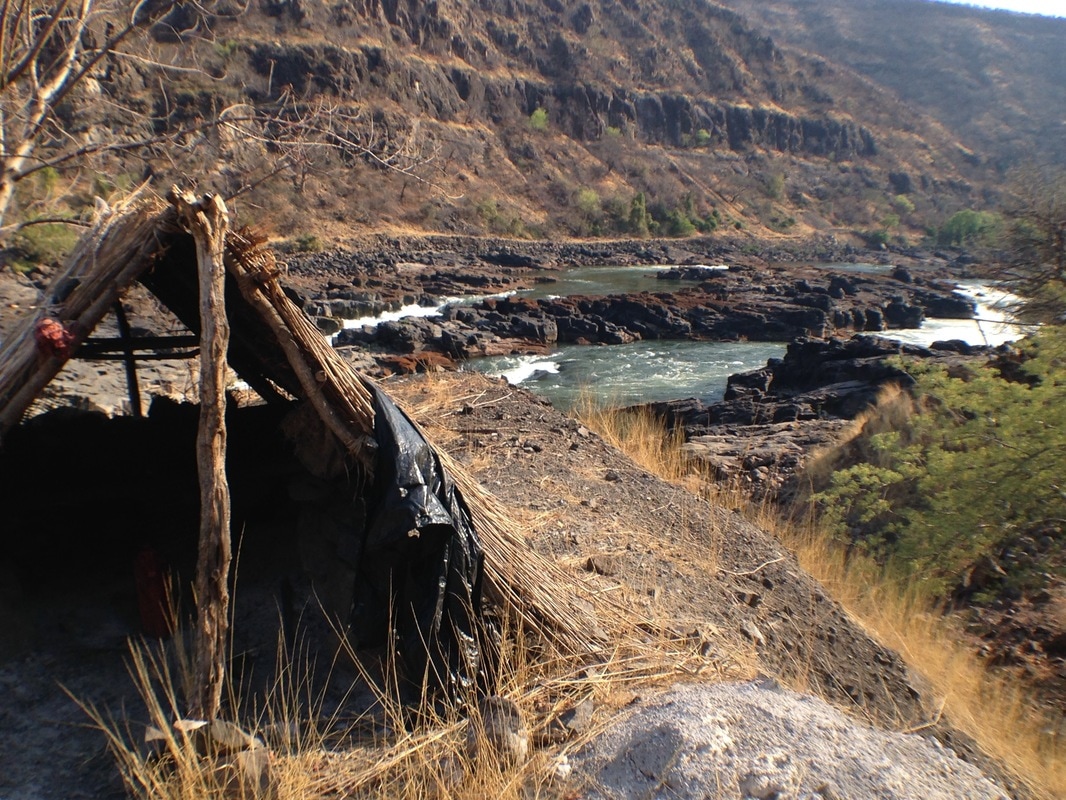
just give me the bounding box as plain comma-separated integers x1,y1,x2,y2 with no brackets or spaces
385,372,1028,795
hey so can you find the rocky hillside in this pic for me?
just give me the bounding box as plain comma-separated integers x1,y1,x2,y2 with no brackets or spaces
718,0,1066,171
17,0,1059,248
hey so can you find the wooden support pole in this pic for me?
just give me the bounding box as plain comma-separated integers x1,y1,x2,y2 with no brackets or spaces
169,187,232,722
112,302,143,418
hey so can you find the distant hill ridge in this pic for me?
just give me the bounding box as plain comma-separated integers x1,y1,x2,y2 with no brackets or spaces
26,0,1066,241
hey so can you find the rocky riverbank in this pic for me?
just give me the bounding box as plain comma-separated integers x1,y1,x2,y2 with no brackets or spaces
641,335,1006,498
281,237,977,376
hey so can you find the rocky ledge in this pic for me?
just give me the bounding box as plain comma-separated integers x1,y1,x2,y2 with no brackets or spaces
308,256,975,374
640,335,1009,499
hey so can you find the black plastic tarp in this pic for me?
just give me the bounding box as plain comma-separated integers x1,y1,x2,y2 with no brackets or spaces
349,385,489,698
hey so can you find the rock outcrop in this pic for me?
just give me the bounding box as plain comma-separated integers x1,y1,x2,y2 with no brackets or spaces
648,335,1003,497
312,255,974,373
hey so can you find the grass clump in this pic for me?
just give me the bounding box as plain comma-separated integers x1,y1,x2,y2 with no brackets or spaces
81,616,587,800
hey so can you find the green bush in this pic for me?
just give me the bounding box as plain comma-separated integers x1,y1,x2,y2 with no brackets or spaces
812,327,1066,597
763,172,785,200
475,198,500,225
213,39,240,59
292,233,323,253
12,221,81,267
664,208,696,237
528,107,549,132
892,194,916,215
575,188,601,218
695,208,721,233
37,166,60,196
628,192,651,238
862,228,890,247
937,209,999,246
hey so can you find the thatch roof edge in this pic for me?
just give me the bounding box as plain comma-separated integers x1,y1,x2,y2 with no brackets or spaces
0,196,171,440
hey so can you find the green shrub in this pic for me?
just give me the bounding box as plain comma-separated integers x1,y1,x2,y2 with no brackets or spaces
475,198,500,225
213,39,240,59
575,188,601,218
37,166,60,196
694,208,720,234
937,209,1000,246
812,327,1066,597
763,172,785,200
664,208,696,237
528,107,549,132
91,171,134,200
12,221,81,267
292,233,323,253
628,192,651,238
862,228,890,247
892,194,916,215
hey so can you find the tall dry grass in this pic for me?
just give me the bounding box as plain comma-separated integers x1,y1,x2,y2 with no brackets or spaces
573,396,700,489
578,399,1066,800
78,596,707,800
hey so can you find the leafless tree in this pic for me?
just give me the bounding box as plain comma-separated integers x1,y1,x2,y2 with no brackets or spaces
0,0,194,232
0,0,454,241
993,164,1066,324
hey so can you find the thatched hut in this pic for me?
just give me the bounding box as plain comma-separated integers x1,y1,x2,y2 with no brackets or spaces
0,190,606,715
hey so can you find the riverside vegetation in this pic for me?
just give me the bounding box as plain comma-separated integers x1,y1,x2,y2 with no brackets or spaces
807,327,1066,601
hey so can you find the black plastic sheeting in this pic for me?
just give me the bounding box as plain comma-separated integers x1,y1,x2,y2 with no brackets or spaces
350,385,493,698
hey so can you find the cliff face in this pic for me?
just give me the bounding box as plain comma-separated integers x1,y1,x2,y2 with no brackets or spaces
246,39,876,158
41,0,1060,241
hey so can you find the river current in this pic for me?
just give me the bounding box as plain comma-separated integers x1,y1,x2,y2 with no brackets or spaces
339,263,1028,410
468,266,1026,410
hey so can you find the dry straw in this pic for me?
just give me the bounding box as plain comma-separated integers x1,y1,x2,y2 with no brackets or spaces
0,193,168,437
222,226,633,657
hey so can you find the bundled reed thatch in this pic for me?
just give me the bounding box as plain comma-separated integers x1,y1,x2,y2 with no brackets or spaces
220,225,612,657
0,190,623,662
0,195,169,439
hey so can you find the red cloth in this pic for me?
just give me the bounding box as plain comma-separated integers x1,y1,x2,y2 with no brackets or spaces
33,318,77,359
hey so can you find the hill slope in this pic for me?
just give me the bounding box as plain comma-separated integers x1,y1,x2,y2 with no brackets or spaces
10,0,1052,246
718,0,1066,172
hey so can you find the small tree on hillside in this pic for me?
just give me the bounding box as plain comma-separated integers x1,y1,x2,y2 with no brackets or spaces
628,192,651,237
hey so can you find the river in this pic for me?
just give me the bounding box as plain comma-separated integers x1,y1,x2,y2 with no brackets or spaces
335,263,1028,410
470,268,1027,410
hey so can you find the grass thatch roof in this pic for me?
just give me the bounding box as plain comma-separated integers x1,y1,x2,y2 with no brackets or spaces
0,191,631,661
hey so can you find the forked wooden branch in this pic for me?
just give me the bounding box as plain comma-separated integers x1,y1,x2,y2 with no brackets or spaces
168,186,232,722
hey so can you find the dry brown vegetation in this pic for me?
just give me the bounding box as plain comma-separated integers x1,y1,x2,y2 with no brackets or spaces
82,603,723,800
579,401,1066,800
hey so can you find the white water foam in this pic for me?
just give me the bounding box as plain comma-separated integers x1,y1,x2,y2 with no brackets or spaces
341,302,449,330
889,281,1033,347
338,290,517,331
486,354,561,385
